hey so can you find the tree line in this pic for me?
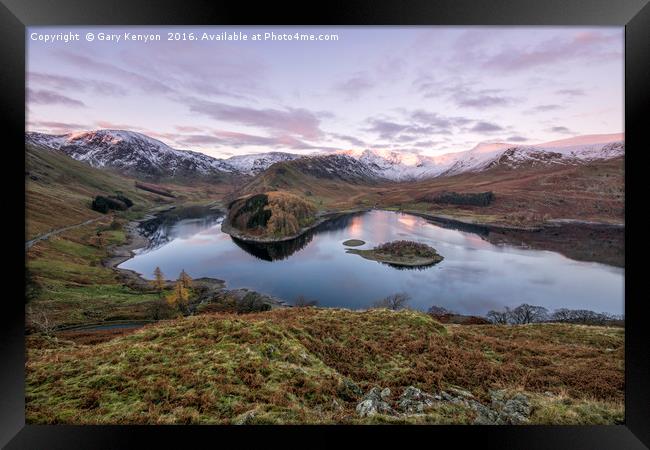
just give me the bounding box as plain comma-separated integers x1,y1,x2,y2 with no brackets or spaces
486,303,623,326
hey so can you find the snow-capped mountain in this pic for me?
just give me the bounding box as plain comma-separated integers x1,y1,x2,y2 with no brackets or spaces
225,152,302,175
338,134,624,181
290,154,380,183
25,130,304,179
26,130,234,179
26,129,624,183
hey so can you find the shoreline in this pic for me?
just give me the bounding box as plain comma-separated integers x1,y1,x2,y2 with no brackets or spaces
102,206,289,310
397,209,624,232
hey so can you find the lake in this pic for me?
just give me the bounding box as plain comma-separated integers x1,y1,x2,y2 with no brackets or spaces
119,209,624,316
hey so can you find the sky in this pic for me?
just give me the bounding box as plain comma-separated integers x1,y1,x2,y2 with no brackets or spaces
26,26,624,159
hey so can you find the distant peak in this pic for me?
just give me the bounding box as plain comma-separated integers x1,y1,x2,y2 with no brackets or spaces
537,133,624,148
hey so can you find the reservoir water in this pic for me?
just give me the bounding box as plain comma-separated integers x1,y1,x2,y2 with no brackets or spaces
119,209,624,316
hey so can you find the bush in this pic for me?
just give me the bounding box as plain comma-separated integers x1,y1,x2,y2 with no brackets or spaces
373,293,411,310
427,305,453,315
91,194,133,214
236,292,272,313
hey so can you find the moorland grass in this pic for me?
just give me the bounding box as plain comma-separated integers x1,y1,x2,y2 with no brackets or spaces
26,308,624,425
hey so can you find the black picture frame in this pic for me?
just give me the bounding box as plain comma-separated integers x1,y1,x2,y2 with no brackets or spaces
1,0,648,448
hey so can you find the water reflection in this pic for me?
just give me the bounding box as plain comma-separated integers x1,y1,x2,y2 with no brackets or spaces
230,213,363,261
139,207,223,251
120,209,624,315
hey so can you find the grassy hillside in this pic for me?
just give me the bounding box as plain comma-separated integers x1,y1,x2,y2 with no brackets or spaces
25,145,229,329
234,156,624,226
232,160,385,211
371,157,625,227
26,308,624,424
26,213,166,330
26,144,233,239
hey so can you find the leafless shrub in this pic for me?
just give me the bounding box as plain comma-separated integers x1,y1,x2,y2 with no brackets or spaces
373,293,411,311
294,295,319,307
27,307,56,336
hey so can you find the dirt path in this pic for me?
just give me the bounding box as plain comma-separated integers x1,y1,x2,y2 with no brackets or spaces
25,216,105,251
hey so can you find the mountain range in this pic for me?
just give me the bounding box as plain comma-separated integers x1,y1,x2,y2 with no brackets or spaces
25,129,624,182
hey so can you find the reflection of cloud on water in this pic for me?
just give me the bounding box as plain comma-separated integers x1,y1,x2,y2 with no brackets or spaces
126,209,624,316
397,213,417,229
528,275,556,286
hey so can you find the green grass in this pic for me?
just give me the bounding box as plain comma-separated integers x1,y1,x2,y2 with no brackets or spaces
26,144,163,239
26,214,162,328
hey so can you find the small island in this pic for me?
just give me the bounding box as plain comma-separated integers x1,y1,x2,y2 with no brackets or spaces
346,240,444,267
221,191,319,242
342,239,365,247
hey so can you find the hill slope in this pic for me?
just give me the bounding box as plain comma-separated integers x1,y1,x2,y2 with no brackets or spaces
26,308,624,425
26,130,304,180
233,154,387,210
25,143,166,239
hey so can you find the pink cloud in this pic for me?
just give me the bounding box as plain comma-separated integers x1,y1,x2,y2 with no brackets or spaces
186,98,324,140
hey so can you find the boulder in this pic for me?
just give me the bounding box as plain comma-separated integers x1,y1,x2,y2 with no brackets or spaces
397,386,438,414
448,386,475,399
501,393,532,424
356,387,397,417
471,391,532,425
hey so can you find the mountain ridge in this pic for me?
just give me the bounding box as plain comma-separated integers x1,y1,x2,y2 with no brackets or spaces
26,129,624,183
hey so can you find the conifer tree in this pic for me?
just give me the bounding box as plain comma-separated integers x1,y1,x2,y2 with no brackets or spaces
179,269,193,289
152,267,165,296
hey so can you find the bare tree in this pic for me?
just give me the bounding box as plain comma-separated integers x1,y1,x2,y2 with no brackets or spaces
487,308,511,324
294,295,319,307
373,293,411,311
509,304,549,324
550,308,620,325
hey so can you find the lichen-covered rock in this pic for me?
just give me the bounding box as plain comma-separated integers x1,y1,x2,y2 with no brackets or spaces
501,393,532,424
397,386,438,414
448,387,475,399
356,387,397,417
337,378,364,401
470,400,502,425
471,391,532,425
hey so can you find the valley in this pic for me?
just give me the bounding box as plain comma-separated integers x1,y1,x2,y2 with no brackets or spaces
24,129,625,425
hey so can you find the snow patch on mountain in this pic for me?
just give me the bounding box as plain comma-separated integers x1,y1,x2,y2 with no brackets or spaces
225,152,302,175
26,129,624,182
25,130,306,178
338,135,624,180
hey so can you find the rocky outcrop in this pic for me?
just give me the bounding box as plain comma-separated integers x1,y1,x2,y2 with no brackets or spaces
354,385,533,424
397,386,439,413
356,387,396,417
